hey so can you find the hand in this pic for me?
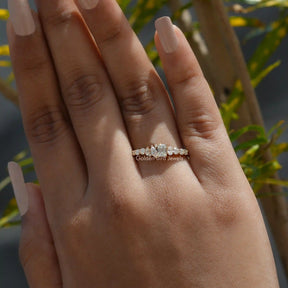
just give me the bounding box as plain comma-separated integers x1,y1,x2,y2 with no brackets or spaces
7,0,279,287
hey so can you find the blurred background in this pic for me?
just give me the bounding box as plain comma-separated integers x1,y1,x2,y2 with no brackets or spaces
0,1,288,287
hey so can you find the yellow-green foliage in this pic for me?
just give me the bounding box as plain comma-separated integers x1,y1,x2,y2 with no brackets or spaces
0,9,9,20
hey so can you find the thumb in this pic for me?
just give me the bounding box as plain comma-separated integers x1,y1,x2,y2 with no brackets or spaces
8,162,62,288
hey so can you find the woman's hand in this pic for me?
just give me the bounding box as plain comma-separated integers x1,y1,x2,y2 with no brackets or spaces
7,0,279,287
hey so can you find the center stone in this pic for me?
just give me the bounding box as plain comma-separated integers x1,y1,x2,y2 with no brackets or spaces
157,144,167,158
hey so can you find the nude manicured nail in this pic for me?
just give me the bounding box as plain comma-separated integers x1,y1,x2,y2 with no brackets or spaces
155,17,178,54
8,0,35,36
78,0,99,10
8,162,29,216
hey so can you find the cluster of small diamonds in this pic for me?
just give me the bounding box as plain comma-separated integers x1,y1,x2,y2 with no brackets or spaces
167,146,188,156
132,144,188,159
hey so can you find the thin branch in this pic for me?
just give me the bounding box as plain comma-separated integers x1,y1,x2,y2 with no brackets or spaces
193,0,238,104
211,1,264,126
167,0,224,105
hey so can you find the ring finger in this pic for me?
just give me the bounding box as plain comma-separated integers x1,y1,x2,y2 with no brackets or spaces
75,0,192,176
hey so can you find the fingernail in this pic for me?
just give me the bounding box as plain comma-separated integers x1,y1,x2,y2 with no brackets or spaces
155,17,178,54
8,162,29,216
78,0,99,10
8,0,36,36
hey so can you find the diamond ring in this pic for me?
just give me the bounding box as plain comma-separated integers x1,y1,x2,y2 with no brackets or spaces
132,144,189,161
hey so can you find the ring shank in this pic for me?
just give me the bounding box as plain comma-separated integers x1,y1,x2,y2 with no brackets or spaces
132,144,189,160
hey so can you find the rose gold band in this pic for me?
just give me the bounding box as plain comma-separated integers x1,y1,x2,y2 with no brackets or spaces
132,144,189,160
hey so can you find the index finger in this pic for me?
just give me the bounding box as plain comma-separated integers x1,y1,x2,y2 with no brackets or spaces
7,2,87,216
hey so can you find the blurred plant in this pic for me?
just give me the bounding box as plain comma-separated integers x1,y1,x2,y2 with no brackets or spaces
1,0,288,277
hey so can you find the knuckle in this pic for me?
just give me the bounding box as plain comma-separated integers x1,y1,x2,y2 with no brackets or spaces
208,193,244,227
61,209,92,238
181,110,221,140
108,193,133,221
26,107,69,145
120,79,156,118
20,55,48,76
174,68,200,88
11,27,48,76
105,189,144,226
53,213,88,251
64,74,105,112
42,9,77,29
176,77,223,140
98,13,125,45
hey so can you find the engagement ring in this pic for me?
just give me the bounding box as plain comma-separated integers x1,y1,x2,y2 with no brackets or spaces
132,144,189,161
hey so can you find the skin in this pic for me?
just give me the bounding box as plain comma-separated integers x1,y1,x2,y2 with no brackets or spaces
7,0,279,287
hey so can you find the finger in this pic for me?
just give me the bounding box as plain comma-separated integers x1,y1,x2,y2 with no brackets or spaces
155,17,244,185
7,0,87,214
7,163,62,288
34,0,135,177
20,183,62,288
75,0,187,175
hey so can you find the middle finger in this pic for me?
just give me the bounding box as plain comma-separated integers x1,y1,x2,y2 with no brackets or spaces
35,0,136,178
75,0,189,175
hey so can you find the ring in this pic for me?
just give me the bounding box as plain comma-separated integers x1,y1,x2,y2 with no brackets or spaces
132,144,189,161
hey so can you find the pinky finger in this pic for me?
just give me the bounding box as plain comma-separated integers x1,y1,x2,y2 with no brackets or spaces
154,17,243,186
8,163,62,288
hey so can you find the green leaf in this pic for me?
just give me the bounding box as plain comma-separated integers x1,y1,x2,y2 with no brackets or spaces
268,120,286,137
220,89,243,130
239,144,261,162
229,125,266,142
116,0,131,13
0,45,9,56
0,176,10,192
18,157,34,168
247,160,282,183
271,143,288,157
243,22,273,43
230,16,264,28
0,60,11,67
251,60,281,87
254,178,288,187
13,150,29,162
248,15,288,79
0,9,9,21
232,0,288,10
0,198,19,228
171,2,193,21
250,0,288,8
129,0,168,33
235,137,268,151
